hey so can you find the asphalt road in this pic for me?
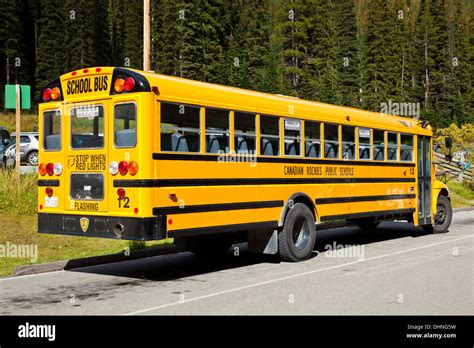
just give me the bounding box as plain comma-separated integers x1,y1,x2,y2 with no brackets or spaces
1,211,472,315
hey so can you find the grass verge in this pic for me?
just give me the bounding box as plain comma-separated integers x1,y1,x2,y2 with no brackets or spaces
0,113,38,132
0,170,172,277
0,212,172,277
446,181,474,208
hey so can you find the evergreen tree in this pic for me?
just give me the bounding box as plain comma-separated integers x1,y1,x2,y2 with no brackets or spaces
334,0,360,107
35,0,64,98
109,0,125,67
416,0,451,127
365,0,400,112
93,0,111,67
123,0,143,69
62,0,95,71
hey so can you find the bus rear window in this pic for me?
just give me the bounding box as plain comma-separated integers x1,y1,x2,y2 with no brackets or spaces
114,103,136,148
43,110,61,151
71,105,104,149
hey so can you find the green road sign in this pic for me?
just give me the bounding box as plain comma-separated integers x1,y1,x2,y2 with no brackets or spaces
4,85,31,110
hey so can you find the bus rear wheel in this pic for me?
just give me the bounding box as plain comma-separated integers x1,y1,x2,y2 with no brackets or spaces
278,203,316,262
422,195,452,234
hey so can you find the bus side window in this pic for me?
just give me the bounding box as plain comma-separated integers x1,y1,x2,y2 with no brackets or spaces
234,112,256,154
284,119,301,156
160,102,200,152
324,124,339,159
373,130,385,161
114,103,136,148
387,132,398,161
260,115,280,156
205,108,230,154
400,134,414,162
304,121,321,158
342,126,355,160
43,110,61,151
358,128,371,160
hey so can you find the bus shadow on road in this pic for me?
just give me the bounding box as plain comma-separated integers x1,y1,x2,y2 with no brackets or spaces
70,221,430,281
314,220,430,253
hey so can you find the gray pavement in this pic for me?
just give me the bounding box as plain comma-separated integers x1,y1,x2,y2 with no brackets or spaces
0,211,472,315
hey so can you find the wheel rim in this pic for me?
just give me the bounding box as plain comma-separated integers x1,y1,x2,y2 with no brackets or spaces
292,217,310,250
434,203,447,226
29,153,38,165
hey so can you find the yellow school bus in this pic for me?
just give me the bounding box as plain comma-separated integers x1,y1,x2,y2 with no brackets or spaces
37,67,452,261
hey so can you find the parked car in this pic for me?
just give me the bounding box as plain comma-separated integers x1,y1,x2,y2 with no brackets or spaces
10,132,39,166
0,127,12,169
4,143,16,168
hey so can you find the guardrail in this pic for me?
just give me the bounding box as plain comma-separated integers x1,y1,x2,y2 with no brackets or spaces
434,152,472,183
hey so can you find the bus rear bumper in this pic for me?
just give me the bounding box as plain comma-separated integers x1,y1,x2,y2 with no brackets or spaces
38,213,166,241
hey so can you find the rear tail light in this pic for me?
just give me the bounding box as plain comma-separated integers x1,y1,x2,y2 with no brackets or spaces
46,163,54,176
128,161,139,175
42,88,52,102
51,87,61,101
45,187,53,197
117,188,126,199
53,162,62,176
124,77,135,92
114,78,125,93
118,161,128,175
39,163,47,176
109,161,119,175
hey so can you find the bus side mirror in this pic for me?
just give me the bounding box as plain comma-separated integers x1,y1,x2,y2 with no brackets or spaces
3,138,10,146
445,137,452,149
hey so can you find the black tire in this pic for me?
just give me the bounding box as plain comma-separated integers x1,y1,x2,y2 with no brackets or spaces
176,234,233,257
355,220,380,230
278,203,316,262
422,195,452,234
27,151,38,166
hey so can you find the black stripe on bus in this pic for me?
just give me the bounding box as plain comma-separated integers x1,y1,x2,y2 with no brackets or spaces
320,208,416,222
114,177,416,188
38,180,60,187
168,221,278,238
153,200,283,216
152,152,416,168
315,194,416,205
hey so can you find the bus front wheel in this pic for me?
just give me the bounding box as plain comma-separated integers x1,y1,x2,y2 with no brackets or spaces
278,203,316,262
422,195,452,234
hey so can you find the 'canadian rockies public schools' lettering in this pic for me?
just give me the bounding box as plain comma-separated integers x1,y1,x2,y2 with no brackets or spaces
284,165,354,176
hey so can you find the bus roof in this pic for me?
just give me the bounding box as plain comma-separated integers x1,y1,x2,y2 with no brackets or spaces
138,69,430,136
53,67,431,136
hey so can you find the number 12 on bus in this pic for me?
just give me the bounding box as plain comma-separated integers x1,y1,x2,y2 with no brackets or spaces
37,67,452,262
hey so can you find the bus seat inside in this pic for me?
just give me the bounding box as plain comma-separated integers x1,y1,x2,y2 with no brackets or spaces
236,136,248,153
305,141,320,158
207,135,222,153
359,147,370,159
45,135,60,150
161,133,189,152
325,142,337,158
374,146,384,160
261,137,274,156
285,142,297,156
115,129,136,147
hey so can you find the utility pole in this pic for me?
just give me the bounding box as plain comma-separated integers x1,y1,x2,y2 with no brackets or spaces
143,0,150,71
15,84,21,182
